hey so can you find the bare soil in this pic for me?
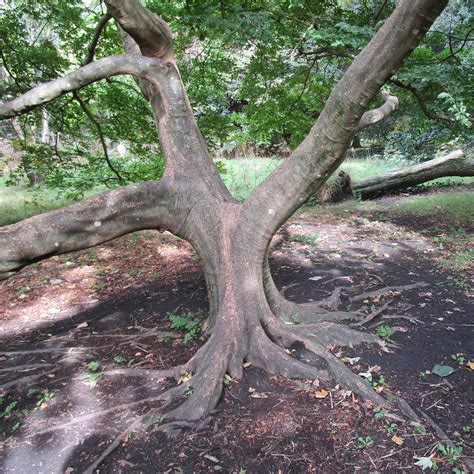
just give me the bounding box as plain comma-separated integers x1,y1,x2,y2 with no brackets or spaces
0,194,473,473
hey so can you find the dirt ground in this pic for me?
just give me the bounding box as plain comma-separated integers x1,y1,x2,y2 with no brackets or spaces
0,191,473,473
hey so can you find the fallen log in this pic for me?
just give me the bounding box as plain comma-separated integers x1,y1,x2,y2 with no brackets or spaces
315,149,472,202
352,149,472,198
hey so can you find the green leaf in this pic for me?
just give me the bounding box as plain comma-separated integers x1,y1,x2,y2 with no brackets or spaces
432,364,454,377
87,361,100,372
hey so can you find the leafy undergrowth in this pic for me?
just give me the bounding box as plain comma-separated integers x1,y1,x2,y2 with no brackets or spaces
0,188,472,472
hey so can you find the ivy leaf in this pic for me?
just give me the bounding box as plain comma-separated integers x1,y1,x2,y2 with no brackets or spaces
432,364,454,377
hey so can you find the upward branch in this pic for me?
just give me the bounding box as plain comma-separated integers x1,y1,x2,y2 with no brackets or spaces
243,0,449,238
104,0,173,59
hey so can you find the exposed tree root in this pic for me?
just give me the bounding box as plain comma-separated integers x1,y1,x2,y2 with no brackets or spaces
28,383,188,438
349,282,428,303
261,318,385,405
0,363,53,373
0,369,56,391
273,298,358,324
104,368,177,378
0,347,96,356
291,322,385,348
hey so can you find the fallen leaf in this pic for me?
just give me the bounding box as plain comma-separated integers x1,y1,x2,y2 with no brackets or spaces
249,388,268,398
392,435,404,446
242,362,252,368
178,373,192,384
432,364,454,377
313,389,329,399
39,402,48,410
342,357,360,365
414,456,436,470
203,454,220,463
467,361,474,370
77,322,88,329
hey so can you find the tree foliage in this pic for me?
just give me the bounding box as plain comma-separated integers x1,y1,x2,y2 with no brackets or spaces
1,0,471,193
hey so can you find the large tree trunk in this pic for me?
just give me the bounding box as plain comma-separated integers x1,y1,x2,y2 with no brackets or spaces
0,0,448,468
353,149,473,198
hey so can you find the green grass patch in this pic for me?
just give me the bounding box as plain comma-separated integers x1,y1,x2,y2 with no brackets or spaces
339,157,405,181
390,192,474,221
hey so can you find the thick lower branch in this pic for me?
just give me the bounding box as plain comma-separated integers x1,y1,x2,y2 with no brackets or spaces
0,179,175,280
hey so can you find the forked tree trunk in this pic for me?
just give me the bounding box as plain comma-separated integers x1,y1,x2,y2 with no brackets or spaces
352,149,473,198
0,0,448,448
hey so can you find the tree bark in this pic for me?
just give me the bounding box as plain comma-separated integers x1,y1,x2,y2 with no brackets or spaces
353,149,472,198
0,0,449,453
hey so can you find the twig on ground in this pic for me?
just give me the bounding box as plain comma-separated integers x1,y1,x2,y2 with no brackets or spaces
367,273,385,285
321,276,352,286
84,418,143,474
379,315,424,324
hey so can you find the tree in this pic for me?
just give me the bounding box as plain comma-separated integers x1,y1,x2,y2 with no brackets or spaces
0,0,448,434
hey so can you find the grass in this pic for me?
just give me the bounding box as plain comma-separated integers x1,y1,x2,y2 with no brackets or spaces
0,177,102,227
220,157,282,201
390,192,474,221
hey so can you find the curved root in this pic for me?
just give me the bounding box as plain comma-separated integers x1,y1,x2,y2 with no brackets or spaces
290,322,384,348
263,318,385,405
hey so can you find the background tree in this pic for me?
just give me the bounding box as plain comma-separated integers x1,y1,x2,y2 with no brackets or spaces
1,1,471,196
0,0,449,454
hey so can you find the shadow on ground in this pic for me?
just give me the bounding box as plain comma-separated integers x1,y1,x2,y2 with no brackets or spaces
0,206,472,473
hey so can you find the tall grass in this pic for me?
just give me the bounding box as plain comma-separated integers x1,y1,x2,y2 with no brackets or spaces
220,157,282,201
